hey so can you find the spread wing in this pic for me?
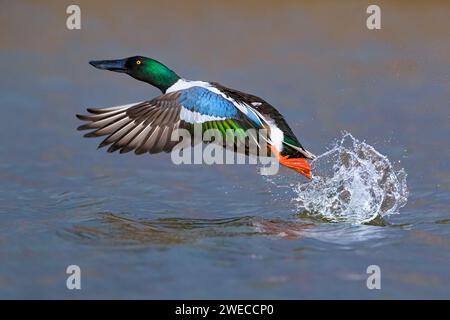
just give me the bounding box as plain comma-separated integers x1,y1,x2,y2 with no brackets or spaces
76,87,264,155
212,82,316,159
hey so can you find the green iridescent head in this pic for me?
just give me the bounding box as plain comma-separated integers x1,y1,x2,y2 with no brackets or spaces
89,56,180,92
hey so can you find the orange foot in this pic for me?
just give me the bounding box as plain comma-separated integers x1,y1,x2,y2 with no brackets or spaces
270,146,312,179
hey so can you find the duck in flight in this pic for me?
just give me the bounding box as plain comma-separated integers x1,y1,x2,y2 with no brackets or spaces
77,56,316,179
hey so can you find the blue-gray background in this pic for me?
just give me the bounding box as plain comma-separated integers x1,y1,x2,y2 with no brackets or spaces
0,0,449,299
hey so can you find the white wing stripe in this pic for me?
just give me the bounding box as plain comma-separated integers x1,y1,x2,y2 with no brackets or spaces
179,106,226,123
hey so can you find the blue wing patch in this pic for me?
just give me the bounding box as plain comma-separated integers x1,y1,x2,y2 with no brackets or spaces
178,87,238,118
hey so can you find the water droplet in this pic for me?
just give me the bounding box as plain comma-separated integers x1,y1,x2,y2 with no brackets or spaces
294,132,408,224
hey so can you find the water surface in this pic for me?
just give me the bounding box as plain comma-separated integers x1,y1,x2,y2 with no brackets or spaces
0,1,449,299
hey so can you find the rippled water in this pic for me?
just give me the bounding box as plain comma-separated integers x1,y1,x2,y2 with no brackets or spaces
1,1,449,299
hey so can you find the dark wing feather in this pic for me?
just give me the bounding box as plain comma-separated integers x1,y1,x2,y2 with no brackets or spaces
76,92,184,154
211,83,301,144
76,85,290,158
211,82,315,159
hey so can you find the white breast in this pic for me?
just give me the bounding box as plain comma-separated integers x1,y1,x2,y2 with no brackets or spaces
267,121,284,152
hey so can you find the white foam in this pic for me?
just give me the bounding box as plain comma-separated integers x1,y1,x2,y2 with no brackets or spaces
294,132,408,224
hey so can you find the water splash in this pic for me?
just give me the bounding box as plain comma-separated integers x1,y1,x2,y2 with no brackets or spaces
294,133,408,224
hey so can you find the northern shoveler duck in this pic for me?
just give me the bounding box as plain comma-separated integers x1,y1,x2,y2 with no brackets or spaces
77,56,316,178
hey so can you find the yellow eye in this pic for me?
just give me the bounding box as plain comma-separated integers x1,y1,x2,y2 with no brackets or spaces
136,60,141,65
